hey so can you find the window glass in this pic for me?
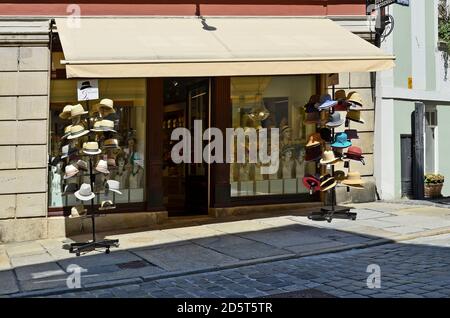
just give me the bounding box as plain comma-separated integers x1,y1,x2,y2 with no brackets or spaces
48,79,146,208
230,76,317,197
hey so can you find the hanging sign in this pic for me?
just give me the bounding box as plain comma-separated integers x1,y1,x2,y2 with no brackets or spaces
77,79,99,101
375,0,409,9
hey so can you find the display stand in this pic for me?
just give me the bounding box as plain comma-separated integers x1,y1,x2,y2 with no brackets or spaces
308,85,357,223
68,100,119,256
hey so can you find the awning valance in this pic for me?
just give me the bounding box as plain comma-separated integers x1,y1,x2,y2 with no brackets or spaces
55,17,395,78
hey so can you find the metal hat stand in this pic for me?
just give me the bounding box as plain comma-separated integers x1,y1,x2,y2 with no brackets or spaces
308,86,357,223
68,100,119,257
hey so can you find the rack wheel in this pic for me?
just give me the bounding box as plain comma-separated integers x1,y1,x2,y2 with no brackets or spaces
69,247,73,253
352,216,357,221
76,252,81,257
105,248,110,254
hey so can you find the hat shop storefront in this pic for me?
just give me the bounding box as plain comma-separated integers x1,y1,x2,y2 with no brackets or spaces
48,17,395,236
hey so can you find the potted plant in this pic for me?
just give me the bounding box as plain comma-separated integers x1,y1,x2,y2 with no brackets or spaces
424,174,445,198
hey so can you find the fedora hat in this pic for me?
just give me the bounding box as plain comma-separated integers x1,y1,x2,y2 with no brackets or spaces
69,104,88,119
61,125,73,140
93,99,115,116
320,174,337,192
302,175,321,193
320,150,341,165
331,132,352,149
347,91,364,106
304,112,321,124
67,124,90,140
59,105,73,120
346,109,365,124
306,133,322,148
83,141,102,155
64,164,79,180
304,144,322,162
326,112,345,128
76,160,88,171
342,171,365,189
106,180,122,195
334,90,350,111
80,81,92,90
69,205,87,218
345,146,365,164
62,183,79,196
344,129,359,140
333,170,346,183
75,183,96,201
91,119,116,133
315,94,337,111
319,128,332,143
103,138,120,149
95,159,109,174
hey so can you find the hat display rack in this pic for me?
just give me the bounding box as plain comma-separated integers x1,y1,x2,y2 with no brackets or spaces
61,100,120,256
306,84,362,223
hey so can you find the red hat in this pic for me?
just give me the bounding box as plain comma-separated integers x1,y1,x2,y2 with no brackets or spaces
302,175,321,193
345,146,365,164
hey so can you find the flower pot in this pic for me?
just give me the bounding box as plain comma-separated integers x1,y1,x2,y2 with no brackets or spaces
424,183,444,198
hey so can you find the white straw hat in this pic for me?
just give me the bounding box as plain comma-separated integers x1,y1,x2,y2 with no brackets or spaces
69,104,89,118
67,124,90,140
82,142,102,155
95,159,109,174
59,105,73,120
64,164,79,180
75,183,96,201
91,119,116,133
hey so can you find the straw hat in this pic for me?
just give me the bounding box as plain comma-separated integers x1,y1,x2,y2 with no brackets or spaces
64,164,79,180
75,183,96,201
342,171,365,188
95,159,109,174
59,105,73,120
93,99,115,116
91,119,116,133
69,104,88,119
61,125,73,140
306,133,322,148
67,124,90,140
320,150,341,165
103,139,120,149
82,142,102,155
347,91,364,106
320,174,337,192
346,110,365,124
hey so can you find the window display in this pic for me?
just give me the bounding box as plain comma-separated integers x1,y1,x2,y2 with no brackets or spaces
48,79,146,209
230,76,317,197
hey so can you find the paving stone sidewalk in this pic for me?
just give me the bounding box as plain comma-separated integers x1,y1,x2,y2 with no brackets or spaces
1,201,450,297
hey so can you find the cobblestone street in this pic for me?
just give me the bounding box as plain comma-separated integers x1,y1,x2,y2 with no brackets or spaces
47,233,450,298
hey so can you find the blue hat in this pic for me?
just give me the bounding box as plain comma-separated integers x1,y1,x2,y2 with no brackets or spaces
331,132,352,148
315,94,337,111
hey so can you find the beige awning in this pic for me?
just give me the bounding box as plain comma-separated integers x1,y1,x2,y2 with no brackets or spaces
55,17,395,78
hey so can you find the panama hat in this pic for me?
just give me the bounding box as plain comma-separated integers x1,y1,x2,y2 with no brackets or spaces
306,133,322,148
320,150,341,165
320,174,337,192
346,110,365,124
63,164,79,180
69,104,88,119
93,99,115,116
333,170,346,183
326,112,345,128
103,138,120,149
82,142,102,155
302,175,321,193
305,144,322,162
347,91,364,107
95,159,109,174
342,171,365,189
106,180,122,195
315,94,337,111
345,146,365,164
91,119,116,133
61,125,73,140
75,183,96,201
319,128,332,143
67,124,90,140
59,105,73,120
331,132,352,149
62,183,79,196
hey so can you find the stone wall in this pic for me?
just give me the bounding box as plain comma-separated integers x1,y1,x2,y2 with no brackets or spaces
0,19,51,242
329,72,377,203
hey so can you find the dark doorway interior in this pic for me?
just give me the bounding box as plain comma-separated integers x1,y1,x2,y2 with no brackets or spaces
162,78,210,216
400,134,413,198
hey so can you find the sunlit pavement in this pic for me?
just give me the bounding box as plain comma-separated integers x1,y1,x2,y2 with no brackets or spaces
1,201,450,297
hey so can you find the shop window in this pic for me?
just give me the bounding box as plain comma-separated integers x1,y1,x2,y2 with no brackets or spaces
230,76,317,197
48,79,146,208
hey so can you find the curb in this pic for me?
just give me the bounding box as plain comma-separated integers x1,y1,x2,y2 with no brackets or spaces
8,227,450,298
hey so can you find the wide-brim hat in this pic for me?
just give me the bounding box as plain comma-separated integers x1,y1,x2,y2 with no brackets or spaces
69,104,89,119
302,175,321,192
326,113,345,128
320,150,341,165
346,110,365,124
59,105,73,120
315,94,337,111
306,133,322,148
319,128,332,143
74,184,96,201
342,172,365,186
331,132,352,149
347,91,364,106
320,175,337,192
305,144,322,162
